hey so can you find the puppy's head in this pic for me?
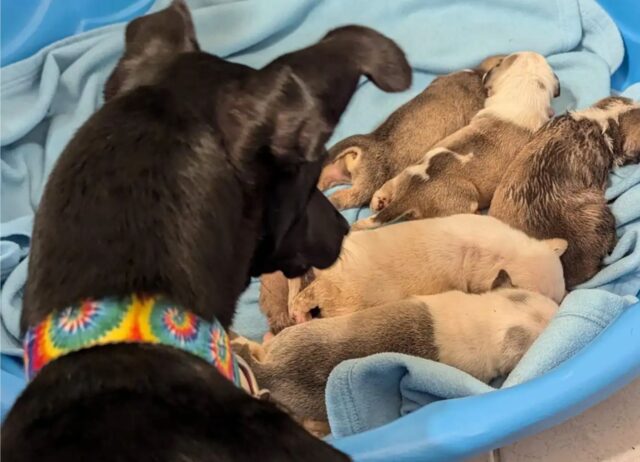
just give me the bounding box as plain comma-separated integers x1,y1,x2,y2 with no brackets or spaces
466,237,566,303
616,101,640,165
621,108,640,159
509,238,568,303
482,51,559,100
104,0,199,101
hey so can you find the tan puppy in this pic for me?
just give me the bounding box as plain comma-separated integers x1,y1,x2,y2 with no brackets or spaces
353,51,560,230
490,96,640,288
318,56,504,210
287,214,567,324
235,279,559,429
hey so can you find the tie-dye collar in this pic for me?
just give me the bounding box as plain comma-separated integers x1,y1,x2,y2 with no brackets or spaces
24,294,257,394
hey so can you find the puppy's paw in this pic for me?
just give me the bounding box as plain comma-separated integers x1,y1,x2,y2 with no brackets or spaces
370,190,390,211
303,420,331,438
328,189,358,210
231,335,265,361
351,216,378,231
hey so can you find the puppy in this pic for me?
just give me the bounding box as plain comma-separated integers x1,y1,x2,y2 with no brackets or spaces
1,2,412,461
288,214,567,325
353,51,560,230
318,55,504,210
236,273,558,430
260,271,293,335
490,96,640,287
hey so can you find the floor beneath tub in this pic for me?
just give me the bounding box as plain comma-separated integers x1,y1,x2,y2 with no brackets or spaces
471,378,640,462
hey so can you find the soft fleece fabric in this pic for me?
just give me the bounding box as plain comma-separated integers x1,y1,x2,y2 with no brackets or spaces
1,0,637,436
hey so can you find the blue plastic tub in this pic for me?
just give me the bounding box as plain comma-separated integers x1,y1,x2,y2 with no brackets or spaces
1,0,639,460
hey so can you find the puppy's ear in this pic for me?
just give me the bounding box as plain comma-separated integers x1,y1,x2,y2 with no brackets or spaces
482,54,517,95
544,238,568,257
104,0,199,101
476,54,506,74
553,73,561,97
222,25,411,164
620,107,640,163
491,269,514,290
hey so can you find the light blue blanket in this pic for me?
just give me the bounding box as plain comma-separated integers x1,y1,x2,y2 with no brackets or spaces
0,0,638,437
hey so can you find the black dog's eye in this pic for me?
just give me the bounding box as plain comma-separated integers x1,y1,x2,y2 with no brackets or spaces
309,307,321,319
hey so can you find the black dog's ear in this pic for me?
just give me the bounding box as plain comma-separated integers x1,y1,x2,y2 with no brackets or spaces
104,0,199,101
221,25,412,164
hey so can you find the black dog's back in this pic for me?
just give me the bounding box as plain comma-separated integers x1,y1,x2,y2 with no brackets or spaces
3,344,347,462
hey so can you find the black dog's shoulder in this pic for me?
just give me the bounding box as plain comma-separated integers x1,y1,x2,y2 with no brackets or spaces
23,77,259,330
2,344,348,462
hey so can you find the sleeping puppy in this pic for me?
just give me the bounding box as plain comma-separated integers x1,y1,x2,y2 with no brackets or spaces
236,272,559,431
287,214,567,326
490,96,640,288
352,51,560,230
318,55,504,210
1,2,412,461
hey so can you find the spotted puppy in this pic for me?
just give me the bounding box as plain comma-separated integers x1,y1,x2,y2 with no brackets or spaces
490,96,640,288
353,51,560,230
235,274,558,431
318,56,504,210
287,214,567,325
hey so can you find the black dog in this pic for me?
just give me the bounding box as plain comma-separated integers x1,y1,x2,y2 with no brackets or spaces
1,1,411,461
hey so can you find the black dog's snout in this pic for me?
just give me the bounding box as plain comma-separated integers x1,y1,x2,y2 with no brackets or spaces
335,210,349,236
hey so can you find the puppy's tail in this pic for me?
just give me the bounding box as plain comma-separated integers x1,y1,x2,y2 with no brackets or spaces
318,135,372,190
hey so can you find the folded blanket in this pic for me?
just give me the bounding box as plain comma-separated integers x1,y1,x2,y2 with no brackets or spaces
0,0,636,437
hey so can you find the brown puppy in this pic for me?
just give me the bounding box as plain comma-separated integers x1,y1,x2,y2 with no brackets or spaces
353,51,560,230
318,56,504,210
236,277,559,432
490,96,640,288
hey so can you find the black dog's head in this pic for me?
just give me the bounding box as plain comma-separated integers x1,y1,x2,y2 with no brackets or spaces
104,1,411,281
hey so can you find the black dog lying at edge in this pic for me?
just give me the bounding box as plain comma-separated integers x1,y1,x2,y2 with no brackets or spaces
1,1,411,461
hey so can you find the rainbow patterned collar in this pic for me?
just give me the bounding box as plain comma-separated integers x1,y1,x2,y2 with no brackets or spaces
24,294,257,394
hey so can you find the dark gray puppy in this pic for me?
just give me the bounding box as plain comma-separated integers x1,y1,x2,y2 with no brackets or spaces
234,273,558,434
490,96,640,287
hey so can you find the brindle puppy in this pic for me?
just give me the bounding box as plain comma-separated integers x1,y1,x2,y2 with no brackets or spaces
318,56,504,210
490,96,640,287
